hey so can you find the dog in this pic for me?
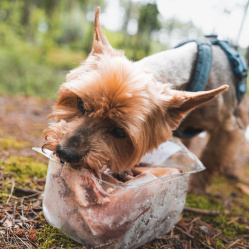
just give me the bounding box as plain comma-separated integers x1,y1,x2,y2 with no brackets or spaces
137,39,248,193
42,7,241,194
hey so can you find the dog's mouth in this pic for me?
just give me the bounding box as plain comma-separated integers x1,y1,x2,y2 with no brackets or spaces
58,157,86,168
55,147,107,178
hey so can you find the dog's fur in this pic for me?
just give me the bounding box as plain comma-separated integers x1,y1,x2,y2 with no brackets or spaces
42,8,240,193
138,41,249,193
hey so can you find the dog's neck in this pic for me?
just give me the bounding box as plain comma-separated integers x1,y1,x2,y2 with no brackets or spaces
136,42,198,89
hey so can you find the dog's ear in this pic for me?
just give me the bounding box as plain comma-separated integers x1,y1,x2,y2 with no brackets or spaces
91,7,114,55
166,85,229,129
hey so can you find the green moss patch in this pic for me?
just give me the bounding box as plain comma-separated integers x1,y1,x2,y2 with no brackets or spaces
0,137,30,150
37,225,83,249
184,176,249,243
208,176,238,197
186,194,223,211
245,164,249,174
2,156,47,187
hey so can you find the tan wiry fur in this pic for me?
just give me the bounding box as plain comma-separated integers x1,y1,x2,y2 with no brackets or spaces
43,7,228,180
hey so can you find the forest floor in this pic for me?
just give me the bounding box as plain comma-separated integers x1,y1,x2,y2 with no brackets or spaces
1,95,249,249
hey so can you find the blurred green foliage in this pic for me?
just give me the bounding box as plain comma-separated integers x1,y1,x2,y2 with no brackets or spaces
0,0,90,98
0,0,203,98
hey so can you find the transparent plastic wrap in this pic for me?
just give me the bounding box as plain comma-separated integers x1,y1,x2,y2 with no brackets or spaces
33,138,205,249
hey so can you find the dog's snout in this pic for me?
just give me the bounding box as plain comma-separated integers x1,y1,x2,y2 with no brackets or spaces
67,135,81,148
56,145,81,164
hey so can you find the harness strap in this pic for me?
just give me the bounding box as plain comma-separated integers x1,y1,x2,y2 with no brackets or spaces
173,39,213,139
173,37,248,139
173,127,204,140
210,39,248,103
174,39,213,92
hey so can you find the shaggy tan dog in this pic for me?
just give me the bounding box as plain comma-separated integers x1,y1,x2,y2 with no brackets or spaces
43,8,232,193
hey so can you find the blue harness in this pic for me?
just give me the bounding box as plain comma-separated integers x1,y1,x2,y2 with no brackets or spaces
173,36,248,139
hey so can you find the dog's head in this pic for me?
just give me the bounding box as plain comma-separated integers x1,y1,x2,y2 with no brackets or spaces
43,7,228,173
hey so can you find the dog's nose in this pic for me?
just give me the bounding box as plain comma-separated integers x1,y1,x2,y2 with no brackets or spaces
56,145,81,164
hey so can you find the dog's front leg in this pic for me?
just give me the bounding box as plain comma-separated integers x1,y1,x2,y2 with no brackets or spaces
189,116,244,194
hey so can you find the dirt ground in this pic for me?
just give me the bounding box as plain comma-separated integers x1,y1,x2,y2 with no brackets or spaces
1,95,249,249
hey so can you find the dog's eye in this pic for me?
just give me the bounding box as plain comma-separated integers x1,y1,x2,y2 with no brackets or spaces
110,127,127,138
77,97,85,115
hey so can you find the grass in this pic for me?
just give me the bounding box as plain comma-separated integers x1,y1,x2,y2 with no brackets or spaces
0,137,30,150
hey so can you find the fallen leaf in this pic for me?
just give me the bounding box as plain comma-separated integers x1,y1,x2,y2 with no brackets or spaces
14,229,25,236
3,218,12,227
236,183,249,195
199,225,209,235
29,228,37,242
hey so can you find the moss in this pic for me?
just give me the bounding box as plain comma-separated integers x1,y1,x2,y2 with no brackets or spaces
2,156,47,186
0,137,30,149
0,192,12,203
37,225,83,249
185,175,249,242
186,194,223,211
207,176,237,197
230,198,249,218
245,164,249,174
219,221,248,237
214,238,226,248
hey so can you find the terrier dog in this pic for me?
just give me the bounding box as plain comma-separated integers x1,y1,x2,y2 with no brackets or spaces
137,40,248,193
43,8,234,194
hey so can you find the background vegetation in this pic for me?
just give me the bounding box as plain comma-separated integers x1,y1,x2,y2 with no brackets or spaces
1,0,249,98
0,0,215,98
1,0,248,98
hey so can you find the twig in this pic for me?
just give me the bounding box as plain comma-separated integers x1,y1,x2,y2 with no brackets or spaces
24,228,39,248
14,187,42,196
175,226,194,239
184,207,220,215
12,201,17,227
8,227,19,248
10,227,33,249
226,239,241,249
6,179,15,205
226,217,240,225
4,211,12,219
0,214,7,224
93,240,118,248
175,226,214,249
157,234,180,240
23,192,42,199
188,217,200,224
211,231,222,239
6,226,9,245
